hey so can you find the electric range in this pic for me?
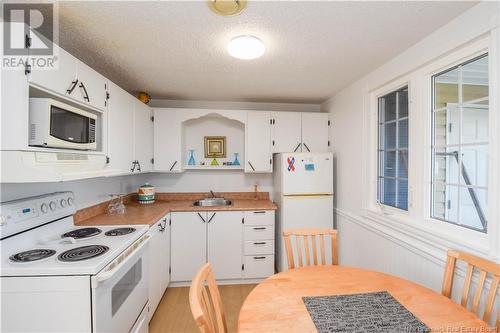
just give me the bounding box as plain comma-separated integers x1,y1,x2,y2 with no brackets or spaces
0,192,150,333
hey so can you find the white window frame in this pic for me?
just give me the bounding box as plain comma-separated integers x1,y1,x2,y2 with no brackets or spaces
363,36,498,258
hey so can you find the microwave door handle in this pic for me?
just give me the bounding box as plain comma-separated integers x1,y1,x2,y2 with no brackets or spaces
79,82,90,102
66,79,79,94
92,235,150,286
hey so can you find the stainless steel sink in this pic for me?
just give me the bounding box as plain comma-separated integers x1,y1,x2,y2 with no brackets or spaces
193,198,232,207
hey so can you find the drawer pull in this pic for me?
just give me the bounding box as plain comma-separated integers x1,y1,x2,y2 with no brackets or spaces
253,227,266,230
253,242,266,245
253,211,266,214
253,256,266,260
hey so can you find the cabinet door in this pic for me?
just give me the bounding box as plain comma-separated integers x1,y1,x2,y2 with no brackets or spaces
153,109,182,172
133,99,153,172
76,60,107,111
28,45,78,98
207,211,243,280
148,223,163,319
161,214,171,290
271,112,302,153
301,113,330,152
170,212,206,282
107,82,134,173
245,112,272,173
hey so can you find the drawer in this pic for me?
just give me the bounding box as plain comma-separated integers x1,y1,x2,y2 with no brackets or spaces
243,255,274,279
243,210,274,226
244,225,274,240
244,240,274,255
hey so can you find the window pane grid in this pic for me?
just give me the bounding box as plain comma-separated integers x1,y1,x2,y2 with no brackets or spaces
378,86,409,210
431,54,488,233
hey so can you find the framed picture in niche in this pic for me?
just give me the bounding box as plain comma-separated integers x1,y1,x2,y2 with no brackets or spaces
204,136,226,158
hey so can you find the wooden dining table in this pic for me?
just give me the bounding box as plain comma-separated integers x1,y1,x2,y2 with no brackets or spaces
238,265,491,332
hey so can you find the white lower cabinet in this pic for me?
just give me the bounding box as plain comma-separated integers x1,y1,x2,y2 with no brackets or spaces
148,214,170,321
170,212,207,282
208,211,243,280
170,210,275,283
243,210,275,279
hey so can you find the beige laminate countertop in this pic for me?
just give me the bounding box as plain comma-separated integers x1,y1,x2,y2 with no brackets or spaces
75,199,277,227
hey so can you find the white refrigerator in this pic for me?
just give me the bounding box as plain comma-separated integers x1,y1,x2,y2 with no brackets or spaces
274,152,334,271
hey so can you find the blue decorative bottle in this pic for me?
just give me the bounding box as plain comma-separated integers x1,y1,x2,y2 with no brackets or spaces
188,150,196,166
233,153,240,166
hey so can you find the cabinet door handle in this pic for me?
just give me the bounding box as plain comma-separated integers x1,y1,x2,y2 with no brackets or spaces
197,213,206,223
169,161,178,171
207,213,216,223
67,79,79,94
248,161,255,171
253,256,266,260
79,82,90,102
253,242,266,245
253,211,266,214
253,227,266,230
136,161,141,172
303,142,311,152
293,143,302,152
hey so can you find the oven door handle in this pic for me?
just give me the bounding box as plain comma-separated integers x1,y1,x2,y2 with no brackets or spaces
92,235,149,286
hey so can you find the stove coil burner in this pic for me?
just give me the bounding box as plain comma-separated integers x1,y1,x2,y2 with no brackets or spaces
105,227,136,236
58,245,109,262
10,249,56,263
61,227,102,239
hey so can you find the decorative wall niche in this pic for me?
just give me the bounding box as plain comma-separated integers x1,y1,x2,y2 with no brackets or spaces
182,113,244,170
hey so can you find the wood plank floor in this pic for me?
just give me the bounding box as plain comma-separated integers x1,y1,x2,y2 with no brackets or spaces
149,284,256,333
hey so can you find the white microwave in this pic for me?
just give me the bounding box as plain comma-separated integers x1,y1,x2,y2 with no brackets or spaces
29,98,97,150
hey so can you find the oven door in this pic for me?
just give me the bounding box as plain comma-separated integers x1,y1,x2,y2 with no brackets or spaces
91,235,149,333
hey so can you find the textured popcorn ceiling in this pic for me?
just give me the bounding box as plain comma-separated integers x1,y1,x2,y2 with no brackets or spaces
58,1,476,103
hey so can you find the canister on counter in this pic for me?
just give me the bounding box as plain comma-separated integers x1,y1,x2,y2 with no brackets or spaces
138,183,155,204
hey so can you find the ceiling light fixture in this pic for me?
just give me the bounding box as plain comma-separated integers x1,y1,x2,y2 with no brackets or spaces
208,0,246,16
227,35,265,60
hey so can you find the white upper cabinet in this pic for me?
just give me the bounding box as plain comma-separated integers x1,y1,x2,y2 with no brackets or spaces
28,45,106,111
207,211,243,280
153,109,183,172
75,61,107,111
28,45,78,99
271,112,302,153
245,112,272,173
133,99,153,173
106,81,134,174
301,113,330,152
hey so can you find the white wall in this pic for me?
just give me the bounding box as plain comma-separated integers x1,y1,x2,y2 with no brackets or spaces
0,175,146,210
142,171,274,198
322,2,499,325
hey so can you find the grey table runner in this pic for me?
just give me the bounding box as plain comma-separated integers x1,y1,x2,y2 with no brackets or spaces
302,291,430,333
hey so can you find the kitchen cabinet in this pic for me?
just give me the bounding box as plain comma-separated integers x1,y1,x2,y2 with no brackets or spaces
148,214,170,320
170,210,274,283
170,212,207,282
1,65,29,150
153,109,183,173
243,210,275,279
133,99,154,173
301,113,330,152
245,112,272,173
207,211,243,280
106,81,134,174
271,112,302,153
28,45,78,100
29,45,107,111
75,61,107,110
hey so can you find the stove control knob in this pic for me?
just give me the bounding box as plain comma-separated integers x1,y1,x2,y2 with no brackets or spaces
67,197,74,206
41,203,48,214
60,199,67,208
49,201,57,211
